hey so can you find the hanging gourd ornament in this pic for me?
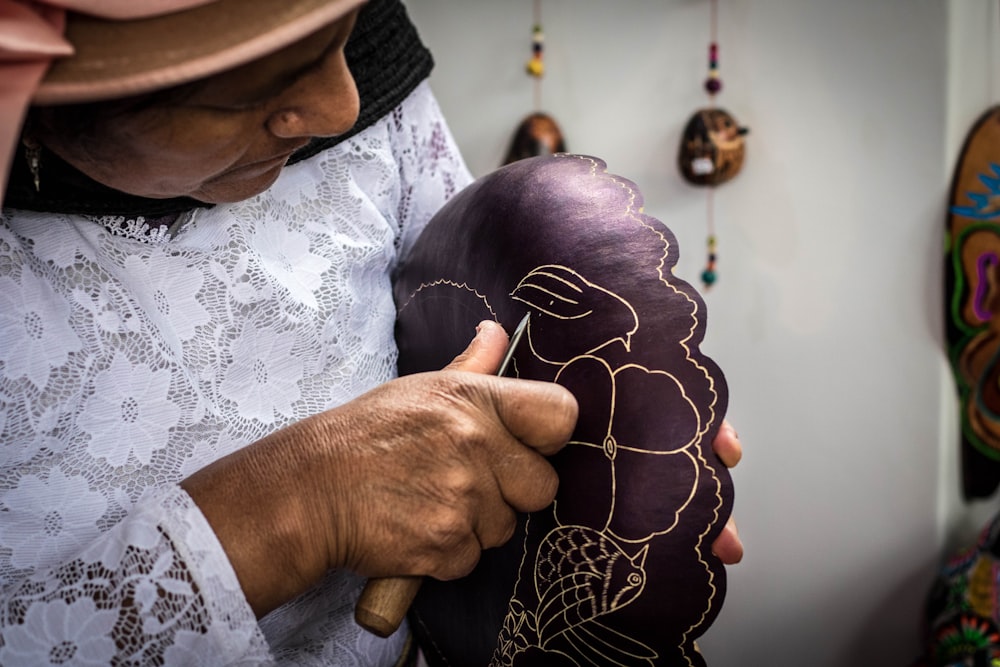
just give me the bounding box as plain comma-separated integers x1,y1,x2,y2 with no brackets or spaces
504,3,568,167
503,111,566,164
678,107,749,187
677,3,749,288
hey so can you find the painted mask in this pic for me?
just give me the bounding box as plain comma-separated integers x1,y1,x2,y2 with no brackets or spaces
945,106,1000,498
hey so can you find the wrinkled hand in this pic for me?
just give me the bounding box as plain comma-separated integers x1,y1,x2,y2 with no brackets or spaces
710,420,744,564
181,320,578,617
324,321,578,583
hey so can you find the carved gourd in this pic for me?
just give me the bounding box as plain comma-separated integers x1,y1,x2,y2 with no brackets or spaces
394,154,733,667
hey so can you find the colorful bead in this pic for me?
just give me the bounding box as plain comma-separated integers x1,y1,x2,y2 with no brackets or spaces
703,234,718,286
698,5,728,288
527,23,544,78
706,40,721,95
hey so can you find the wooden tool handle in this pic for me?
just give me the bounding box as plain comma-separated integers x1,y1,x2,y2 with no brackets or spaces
355,575,423,637
355,315,528,637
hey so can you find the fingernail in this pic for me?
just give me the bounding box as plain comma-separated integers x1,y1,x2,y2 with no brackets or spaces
476,320,498,335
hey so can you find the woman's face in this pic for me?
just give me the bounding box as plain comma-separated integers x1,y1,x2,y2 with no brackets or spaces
35,11,360,204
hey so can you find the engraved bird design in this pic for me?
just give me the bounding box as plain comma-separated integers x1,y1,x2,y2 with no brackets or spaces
491,525,656,666
511,265,638,365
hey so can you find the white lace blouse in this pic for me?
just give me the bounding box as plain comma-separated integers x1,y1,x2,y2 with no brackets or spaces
0,81,473,666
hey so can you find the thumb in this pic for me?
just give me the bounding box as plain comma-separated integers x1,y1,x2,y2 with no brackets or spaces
445,320,509,374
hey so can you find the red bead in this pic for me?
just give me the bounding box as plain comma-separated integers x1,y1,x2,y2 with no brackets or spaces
709,43,718,61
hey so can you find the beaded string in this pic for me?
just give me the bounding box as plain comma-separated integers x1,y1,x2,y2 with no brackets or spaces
701,0,720,288
526,0,544,110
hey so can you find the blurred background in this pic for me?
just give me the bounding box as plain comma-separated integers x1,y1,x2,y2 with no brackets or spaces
404,1,1000,665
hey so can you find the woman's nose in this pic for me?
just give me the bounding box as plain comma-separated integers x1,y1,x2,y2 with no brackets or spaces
266,52,360,139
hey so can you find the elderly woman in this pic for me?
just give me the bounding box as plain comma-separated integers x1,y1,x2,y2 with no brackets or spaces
0,0,742,664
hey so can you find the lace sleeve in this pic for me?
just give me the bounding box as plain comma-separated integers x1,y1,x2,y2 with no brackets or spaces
388,81,475,266
0,79,470,667
0,485,271,665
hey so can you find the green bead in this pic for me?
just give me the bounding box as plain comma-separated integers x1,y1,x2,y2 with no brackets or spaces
701,269,717,285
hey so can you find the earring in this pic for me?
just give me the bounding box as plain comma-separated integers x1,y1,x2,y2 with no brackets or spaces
23,139,41,193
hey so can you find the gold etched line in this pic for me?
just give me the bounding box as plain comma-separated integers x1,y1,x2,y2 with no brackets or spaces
398,278,498,321
524,269,585,294
575,156,725,665
678,446,726,666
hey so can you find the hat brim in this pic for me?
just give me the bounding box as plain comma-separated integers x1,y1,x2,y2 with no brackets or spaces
34,0,366,105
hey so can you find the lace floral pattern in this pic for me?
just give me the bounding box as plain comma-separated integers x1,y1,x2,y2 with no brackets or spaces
0,81,473,665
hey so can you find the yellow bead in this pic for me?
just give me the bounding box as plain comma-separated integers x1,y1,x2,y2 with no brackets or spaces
526,59,545,77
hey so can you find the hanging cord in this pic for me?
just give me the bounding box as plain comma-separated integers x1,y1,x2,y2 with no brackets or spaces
706,0,720,102
528,0,544,110
701,0,720,288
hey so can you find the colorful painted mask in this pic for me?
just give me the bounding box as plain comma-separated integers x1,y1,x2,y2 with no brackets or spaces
945,106,1000,498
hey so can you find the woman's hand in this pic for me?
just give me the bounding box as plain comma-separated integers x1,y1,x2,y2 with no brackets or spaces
181,318,742,619
710,420,744,564
181,320,578,618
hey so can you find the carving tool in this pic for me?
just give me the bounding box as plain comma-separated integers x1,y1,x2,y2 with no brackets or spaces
354,313,531,637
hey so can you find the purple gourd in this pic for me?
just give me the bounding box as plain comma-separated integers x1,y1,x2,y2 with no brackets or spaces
394,154,733,667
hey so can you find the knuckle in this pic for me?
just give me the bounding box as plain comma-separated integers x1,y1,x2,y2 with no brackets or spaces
439,466,478,499
426,506,473,549
447,419,485,452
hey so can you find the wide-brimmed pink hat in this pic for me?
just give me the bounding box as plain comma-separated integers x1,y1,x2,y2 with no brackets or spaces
0,0,365,206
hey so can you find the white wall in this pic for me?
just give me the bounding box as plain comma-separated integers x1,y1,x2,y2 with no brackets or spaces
404,1,999,665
